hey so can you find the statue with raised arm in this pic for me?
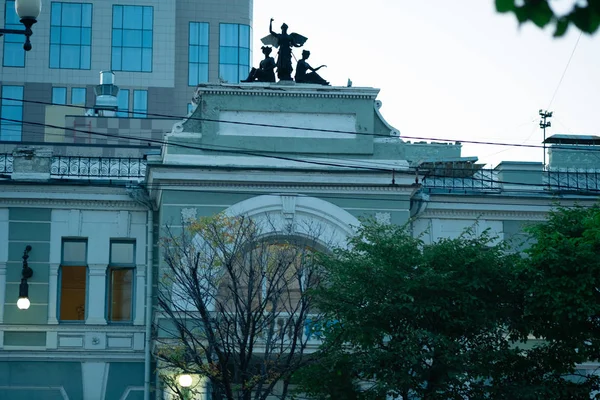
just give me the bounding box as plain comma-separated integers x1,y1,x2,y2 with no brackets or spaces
261,19,307,81
241,46,276,83
295,50,330,85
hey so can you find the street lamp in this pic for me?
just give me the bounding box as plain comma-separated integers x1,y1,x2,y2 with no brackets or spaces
0,0,43,51
178,374,193,388
17,245,33,310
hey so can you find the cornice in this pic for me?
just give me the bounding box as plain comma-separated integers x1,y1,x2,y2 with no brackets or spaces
0,198,147,210
194,84,379,100
417,209,548,221
151,180,418,195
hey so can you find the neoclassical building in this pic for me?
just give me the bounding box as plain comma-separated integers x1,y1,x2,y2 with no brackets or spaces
0,82,599,399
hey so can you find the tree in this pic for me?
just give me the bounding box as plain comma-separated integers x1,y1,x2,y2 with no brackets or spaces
294,219,600,399
155,214,323,400
495,0,600,37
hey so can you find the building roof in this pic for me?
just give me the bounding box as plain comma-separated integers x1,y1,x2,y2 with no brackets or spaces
544,134,600,145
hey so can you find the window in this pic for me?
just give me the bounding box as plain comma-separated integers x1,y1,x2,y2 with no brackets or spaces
52,87,67,105
0,86,24,141
3,0,25,67
71,87,86,105
112,5,153,72
108,241,135,322
133,90,147,118
219,24,251,83
50,2,92,69
59,240,87,321
189,22,209,86
117,89,129,117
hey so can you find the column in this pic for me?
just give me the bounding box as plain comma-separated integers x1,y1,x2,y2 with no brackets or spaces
134,265,146,326
0,262,6,324
47,263,59,324
86,264,107,325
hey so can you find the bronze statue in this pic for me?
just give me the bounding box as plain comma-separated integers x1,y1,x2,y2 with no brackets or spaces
295,50,329,85
262,19,307,81
241,46,276,83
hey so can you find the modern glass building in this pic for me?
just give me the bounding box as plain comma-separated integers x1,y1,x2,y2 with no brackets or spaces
0,0,253,143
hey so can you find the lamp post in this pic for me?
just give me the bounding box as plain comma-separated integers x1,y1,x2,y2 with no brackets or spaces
17,245,33,310
0,0,43,51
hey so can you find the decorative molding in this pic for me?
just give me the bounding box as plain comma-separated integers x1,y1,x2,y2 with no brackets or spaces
194,85,379,100
375,212,392,225
416,209,548,221
0,198,147,210
181,207,197,223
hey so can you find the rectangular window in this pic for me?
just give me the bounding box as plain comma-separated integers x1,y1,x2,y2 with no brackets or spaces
117,89,129,117
0,86,24,141
112,5,153,72
219,24,251,83
189,22,209,86
133,90,147,118
108,240,135,322
52,87,67,105
59,240,88,321
49,2,92,69
3,0,25,67
71,87,86,105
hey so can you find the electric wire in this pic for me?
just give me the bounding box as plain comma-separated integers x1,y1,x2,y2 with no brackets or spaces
2,96,597,152
547,32,582,110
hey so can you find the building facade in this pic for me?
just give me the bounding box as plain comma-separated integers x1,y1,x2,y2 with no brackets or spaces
0,0,253,145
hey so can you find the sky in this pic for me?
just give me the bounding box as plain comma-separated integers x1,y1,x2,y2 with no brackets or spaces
253,0,599,167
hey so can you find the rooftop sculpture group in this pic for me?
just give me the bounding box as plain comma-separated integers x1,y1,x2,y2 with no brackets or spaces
242,19,329,85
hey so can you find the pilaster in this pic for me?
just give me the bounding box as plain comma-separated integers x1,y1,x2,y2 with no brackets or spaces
86,264,107,325
48,263,59,324
0,262,6,324
134,265,146,326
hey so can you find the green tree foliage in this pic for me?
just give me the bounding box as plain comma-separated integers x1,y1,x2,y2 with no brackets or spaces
495,0,600,37
295,216,600,399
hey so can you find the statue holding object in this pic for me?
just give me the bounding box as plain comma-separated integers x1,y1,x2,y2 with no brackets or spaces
295,50,329,85
241,46,276,83
261,19,307,81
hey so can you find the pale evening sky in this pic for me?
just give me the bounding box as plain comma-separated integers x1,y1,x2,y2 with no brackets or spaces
253,0,599,167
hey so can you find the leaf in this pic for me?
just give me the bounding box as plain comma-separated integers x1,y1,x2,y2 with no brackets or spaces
496,0,515,13
569,5,600,33
527,1,554,28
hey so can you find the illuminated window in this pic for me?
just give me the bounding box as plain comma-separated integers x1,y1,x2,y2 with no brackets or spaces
108,241,135,322
59,240,88,321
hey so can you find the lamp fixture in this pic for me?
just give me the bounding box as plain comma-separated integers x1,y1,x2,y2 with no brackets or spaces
0,0,43,51
178,374,193,388
17,245,33,310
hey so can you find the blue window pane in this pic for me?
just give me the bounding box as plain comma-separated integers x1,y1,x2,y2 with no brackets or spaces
81,46,91,69
82,4,92,27
113,6,123,29
189,46,199,63
240,25,250,46
220,47,238,64
117,89,129,117
62,3,81,27
188,64,199,86
112,47,122,70
198,64,209,83
112,29,122,47
72,88,86,105
50,27,61,44
52,87,67,104
51,2,62,25
61,27,81,45
219,65,238,83
122,47,142,71
142,31,152,48
220,24,238,46
198,24,209,42
133,90,147,118
1,86,23,142
189,24,199,45
123,6,143,28
123,29,142,47
143,7,153,29
142,49,152,72
81,28,92,45
239,48,250,65
61,45,81,68
50,44,60,68
3,43,25,67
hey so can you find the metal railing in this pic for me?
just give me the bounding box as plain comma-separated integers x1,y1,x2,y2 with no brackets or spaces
422,168,500,192
545,168,600,192
50,156,146,181
0,154,13,174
